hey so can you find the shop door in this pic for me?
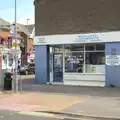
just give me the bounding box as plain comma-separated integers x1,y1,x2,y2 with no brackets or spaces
53,53,63,82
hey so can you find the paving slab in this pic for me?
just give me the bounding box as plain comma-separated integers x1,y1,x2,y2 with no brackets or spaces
64,96,120,119
0,92,82,112
0,91,120,119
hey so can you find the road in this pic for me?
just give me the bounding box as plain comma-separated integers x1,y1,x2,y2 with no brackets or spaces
0,110,62,120
0,110,110,120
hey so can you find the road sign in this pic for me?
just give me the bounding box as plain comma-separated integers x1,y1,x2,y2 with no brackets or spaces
10,24,16,35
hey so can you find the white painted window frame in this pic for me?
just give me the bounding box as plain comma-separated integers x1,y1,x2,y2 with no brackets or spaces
50,43,105,76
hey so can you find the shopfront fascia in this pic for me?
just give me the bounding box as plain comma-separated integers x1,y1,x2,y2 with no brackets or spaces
34,31,120,87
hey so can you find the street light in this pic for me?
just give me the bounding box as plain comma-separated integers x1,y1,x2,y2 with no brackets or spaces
27,19,30,31
14,0,18,92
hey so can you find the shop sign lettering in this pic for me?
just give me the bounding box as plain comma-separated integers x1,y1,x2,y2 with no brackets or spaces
76,34,100,42
67,57,83,64
35,37,46,44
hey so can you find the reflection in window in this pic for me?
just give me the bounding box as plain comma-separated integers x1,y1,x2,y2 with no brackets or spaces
85,44,95,51
85,52,105,73
65,52,84,73
65,44,84,52
96,43,105,50
49,54,52,72
52,45,63,52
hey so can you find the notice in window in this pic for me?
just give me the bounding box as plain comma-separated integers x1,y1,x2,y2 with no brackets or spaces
106,55,120,66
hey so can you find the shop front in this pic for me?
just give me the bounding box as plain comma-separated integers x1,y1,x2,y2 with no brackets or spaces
34,31,120,87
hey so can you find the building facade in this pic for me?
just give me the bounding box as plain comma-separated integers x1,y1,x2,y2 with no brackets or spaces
34,0,120,87
26,25,35,63
0,18,32,66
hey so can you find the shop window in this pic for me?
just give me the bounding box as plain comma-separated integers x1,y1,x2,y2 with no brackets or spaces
65,52,84,73
85,52,105,73
85,44,95,51
65,44,84,52
49,54,52,72
96,43,105,51
53,45,63,52
49,46,53,53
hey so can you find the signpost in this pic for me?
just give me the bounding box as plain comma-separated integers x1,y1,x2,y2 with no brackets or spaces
9,0,18,92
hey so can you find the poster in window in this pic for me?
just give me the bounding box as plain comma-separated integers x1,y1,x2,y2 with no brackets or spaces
106,55,120,66
0,56,2,72
90,66,96,73
111,48,116,55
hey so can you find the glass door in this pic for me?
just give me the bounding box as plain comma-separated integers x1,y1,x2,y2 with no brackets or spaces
53,53,63,82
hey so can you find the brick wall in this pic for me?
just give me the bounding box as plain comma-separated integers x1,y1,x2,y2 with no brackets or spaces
0,29,10,48
27,38,33,53
35,0,120,36
0,30,9,37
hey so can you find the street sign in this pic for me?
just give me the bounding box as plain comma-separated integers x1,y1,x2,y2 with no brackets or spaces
10,24,16,35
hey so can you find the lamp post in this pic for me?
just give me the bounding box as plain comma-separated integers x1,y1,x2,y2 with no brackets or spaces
14,0,18,92
27,19,30,31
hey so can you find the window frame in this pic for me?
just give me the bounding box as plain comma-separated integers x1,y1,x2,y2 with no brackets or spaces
51,43,105,74
64,43,105,74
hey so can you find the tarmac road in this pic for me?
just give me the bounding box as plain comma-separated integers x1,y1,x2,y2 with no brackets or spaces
0,110,109,120
0,110,61,120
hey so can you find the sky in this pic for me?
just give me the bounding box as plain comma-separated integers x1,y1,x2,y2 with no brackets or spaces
0,0,34,25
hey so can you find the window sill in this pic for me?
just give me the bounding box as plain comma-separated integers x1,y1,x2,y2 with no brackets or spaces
64,72,105,75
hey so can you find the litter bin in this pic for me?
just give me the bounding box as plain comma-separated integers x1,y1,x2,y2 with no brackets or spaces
4,72,12,90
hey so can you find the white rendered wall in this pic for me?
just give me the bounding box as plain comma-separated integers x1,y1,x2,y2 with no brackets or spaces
64,73,105,87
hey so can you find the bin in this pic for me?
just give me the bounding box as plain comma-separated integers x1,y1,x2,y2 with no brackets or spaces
4,72,12,90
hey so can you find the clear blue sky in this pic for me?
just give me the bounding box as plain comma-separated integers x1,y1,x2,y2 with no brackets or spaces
0,0,34,23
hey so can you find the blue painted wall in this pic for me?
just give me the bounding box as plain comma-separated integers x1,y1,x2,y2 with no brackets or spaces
34,45,49,84
105,42,120,87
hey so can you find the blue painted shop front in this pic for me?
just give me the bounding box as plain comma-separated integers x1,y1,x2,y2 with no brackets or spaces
34,32,120,86
34,45,50,84
34,45,63,84
105,42,120,87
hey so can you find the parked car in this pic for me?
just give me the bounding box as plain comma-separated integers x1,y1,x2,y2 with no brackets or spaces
20,63,35,75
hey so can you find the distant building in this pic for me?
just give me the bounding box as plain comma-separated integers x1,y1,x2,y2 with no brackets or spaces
0,18,32,65
25,24,35,63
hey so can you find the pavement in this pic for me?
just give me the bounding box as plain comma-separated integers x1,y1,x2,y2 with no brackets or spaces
1,75,120,119
0,92,81,112
22,83,120,97
0,91,120,119
20,75,120,97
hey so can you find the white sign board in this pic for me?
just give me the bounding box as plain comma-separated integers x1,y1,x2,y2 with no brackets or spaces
10,24,16,35
34,31,120,45
106,55,120,66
